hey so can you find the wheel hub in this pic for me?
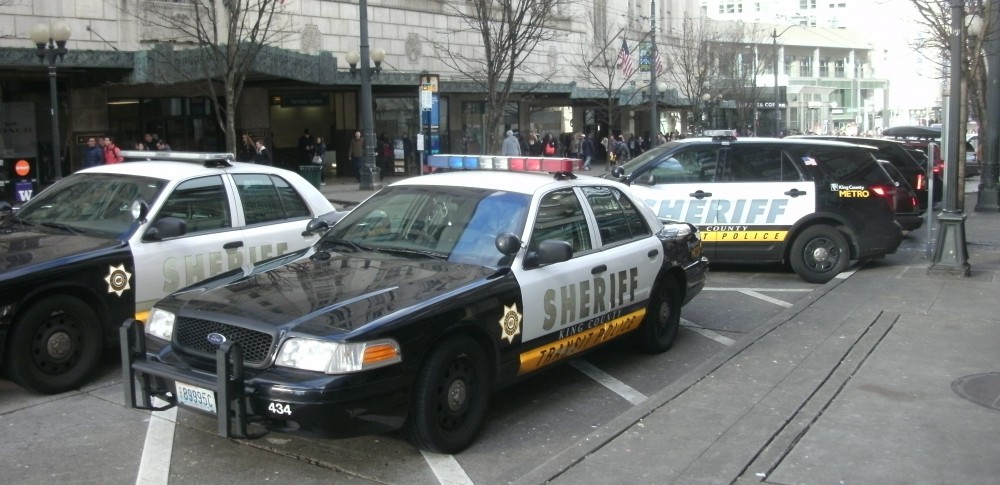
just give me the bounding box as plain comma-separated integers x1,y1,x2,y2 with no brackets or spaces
811,246,831,262
447,379,467,412
46,331,73,360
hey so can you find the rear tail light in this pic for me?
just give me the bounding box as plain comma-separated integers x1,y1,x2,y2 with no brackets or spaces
915,173,926,191
870,184,896,211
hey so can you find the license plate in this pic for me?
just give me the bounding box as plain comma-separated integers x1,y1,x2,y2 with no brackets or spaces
175,381,217,414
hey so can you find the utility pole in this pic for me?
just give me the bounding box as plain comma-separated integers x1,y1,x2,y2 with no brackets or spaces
649,0,658,145
975,0,1000,211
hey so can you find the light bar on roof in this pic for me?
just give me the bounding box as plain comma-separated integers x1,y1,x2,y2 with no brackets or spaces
119,151,236,162
427,154,583,173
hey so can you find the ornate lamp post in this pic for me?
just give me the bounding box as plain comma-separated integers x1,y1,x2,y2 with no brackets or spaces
929,0,972,276
345,0,386,191
30,21,71,181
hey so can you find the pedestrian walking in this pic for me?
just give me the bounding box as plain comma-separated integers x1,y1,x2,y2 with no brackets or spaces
581,134,595,171
314,136,327,185
501,130,520,156
102,136,123,164
298,129,315,165
82,137,103,168
568,133,582,160
253,139,272,165
349,130,364,182
526,133,542,156
542,133,557,156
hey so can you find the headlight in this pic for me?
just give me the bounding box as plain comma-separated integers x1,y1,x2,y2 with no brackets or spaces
275,337,401,374
145,308,176,341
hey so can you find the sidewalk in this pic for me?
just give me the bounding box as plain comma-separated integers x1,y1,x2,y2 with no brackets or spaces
511,190,1000,484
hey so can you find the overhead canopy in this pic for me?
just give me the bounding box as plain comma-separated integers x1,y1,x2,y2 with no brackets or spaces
882,125,941,138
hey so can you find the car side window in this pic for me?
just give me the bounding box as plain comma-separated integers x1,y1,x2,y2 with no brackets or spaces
233,174,311,225
155,176,231,235
720,146,799,182
530,188,592,254
638,146,721,185
581,186,650,246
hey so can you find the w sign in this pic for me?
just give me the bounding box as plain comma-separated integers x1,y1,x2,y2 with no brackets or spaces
14,181,32,203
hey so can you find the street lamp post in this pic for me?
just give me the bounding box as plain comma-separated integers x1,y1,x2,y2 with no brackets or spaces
975,0,999,212
929,0,971,276
772,26,795,137
30,21,71,182
348,0,386,191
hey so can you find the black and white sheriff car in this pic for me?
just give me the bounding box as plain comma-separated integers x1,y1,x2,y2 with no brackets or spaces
0,151,335,394
122,155,709,453
607,136,903,283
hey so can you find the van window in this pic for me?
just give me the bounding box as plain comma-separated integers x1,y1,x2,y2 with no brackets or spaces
785,146,887,185
720,146,799,182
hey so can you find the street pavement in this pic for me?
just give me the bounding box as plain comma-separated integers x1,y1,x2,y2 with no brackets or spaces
319,170,1000,485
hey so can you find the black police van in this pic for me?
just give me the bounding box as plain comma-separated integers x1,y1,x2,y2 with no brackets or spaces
607,136,903,283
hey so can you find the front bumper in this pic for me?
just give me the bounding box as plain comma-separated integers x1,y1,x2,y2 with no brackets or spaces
120,319,410,439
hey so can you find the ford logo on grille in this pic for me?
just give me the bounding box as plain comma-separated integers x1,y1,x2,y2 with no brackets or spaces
206,332,227,346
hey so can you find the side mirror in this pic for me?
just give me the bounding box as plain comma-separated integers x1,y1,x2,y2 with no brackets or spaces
144,217,187,241
303,218,330,236
523,239,573,268
130,199,149,222
495,232,522,256
0,201,11,214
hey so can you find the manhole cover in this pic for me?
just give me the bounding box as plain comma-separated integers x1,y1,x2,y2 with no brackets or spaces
952,372,1000,411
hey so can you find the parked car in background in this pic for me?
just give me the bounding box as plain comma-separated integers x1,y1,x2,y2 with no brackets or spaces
882,125,978,180
0,152,336,394
605,136,903,283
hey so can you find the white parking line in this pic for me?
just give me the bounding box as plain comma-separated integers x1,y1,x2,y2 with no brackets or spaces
570,360,647,405
703,287,814,292
737,289,793,308
421,451,475,485
681,318,737,346
136,398,176,485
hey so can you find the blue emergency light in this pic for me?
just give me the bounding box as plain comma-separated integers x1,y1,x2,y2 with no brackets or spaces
427,154,583,173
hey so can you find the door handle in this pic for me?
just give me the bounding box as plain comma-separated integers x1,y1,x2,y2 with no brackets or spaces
223,241,244,250
647,249,659,258
690,190,712,199
591,264,607,274
784,188,807,197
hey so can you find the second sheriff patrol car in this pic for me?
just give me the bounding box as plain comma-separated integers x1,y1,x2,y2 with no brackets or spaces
607,136,903,283
122,155,708,454
0,152,335,394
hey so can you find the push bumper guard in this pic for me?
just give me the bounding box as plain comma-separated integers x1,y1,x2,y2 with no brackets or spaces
120,318,262,439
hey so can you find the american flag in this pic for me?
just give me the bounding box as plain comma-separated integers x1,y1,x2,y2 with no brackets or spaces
654,51,664,76
617,39,637,77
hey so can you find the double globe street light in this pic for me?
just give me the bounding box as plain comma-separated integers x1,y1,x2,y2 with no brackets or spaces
30,20,71,182
345,0,386,191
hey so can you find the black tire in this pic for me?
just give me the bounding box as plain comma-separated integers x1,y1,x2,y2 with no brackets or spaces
634,276,681,353
4,296,102,394
404,335,491,453
789,225,850,284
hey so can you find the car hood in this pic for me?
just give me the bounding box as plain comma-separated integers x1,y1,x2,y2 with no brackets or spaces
0,229,123,273
169,251,500,337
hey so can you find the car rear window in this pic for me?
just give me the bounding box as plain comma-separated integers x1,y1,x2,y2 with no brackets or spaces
785,146,889,185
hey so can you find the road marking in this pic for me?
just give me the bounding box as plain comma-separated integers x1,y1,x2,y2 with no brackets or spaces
737,289,793,307
681,318,737,346
703,287,814,292
421,451,475,485
570,360,647,405
136,398,176,485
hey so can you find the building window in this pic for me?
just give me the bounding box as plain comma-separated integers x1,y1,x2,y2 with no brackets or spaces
800,0,817,8
800,57,813,77
819,58,829,77
834,59,845,78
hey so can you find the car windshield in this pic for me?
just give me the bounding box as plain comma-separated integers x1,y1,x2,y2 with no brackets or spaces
9,173,167,238
322,185,531,266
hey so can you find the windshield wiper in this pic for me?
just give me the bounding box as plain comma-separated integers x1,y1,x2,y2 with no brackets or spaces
374,247,448,260
40,222,87,234
322,238,370,252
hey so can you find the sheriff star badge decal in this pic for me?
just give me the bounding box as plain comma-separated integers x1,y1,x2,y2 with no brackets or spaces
499,303,522,344
105,264,132,297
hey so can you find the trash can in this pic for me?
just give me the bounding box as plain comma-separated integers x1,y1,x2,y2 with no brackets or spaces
299,165,321,189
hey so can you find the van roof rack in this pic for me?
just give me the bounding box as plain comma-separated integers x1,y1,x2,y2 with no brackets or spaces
119,151,235,168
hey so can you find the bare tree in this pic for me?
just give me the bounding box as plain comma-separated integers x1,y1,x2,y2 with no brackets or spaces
714,22,772,135
909,0,990,185
427,0,568,153
664,17,726,134
568,3,647,141
141,0,290,153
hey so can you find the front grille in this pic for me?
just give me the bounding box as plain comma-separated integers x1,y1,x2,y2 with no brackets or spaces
174,316,275,367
